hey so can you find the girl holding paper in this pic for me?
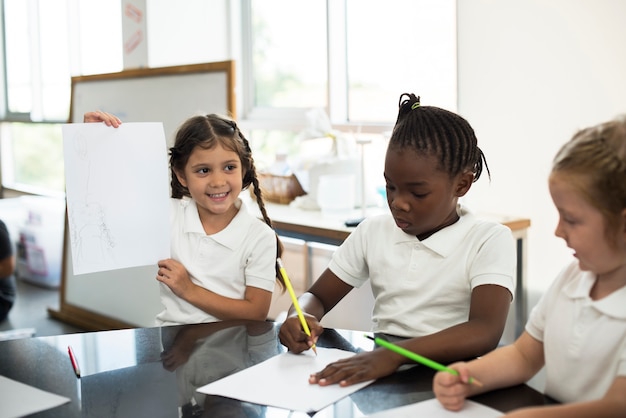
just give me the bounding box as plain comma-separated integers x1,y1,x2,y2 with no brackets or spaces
84,111,285,325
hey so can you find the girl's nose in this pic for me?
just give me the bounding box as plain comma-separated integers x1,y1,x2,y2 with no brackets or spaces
553,220,564,239
389,195,410,212
209,172,226,187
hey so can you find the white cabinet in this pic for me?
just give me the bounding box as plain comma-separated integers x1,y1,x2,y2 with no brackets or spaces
267,236,307,321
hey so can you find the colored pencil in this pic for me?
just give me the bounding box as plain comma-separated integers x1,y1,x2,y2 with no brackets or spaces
277,258,317,355
365,335,482,386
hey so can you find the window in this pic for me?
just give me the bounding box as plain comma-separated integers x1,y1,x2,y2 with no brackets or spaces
242,0,456,130
1,1,456,195
242,0,456,180
0,0,122,195
345,0,457,123
249,1,327,110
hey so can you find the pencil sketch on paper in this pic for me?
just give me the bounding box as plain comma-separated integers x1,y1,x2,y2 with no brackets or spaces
66,128,118,273
62,122,171,276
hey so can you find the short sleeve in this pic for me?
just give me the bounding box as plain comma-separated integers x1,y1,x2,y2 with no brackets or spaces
468,223,516,297
243,222,278,292
327,218,371,288
525,261,578,342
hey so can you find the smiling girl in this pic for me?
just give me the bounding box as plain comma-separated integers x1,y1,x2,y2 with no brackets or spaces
84,111,284,325
155,114,287,325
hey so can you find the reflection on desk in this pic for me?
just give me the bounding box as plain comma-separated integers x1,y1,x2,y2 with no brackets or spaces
0,321,553,417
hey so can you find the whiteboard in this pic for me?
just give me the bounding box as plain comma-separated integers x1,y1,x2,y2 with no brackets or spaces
69,61,235,145
54,61,236,329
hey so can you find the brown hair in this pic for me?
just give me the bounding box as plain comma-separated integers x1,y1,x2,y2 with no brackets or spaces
551,115,626,247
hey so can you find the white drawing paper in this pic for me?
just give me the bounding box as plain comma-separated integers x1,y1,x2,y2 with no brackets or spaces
0,375,70,418
365,398,502,417
197,347,374,414
62,122,170,275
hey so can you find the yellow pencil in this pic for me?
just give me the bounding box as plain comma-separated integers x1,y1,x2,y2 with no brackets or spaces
277,258,317,355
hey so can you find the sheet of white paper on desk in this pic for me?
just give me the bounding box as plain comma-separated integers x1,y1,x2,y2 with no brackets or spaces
365,398,502,417
196,347,374,413
0,375,70,418
62,122,170,275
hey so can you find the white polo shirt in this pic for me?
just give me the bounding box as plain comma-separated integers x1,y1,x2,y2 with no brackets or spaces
328,205,516,337
156,197,277,325
526,260,626,403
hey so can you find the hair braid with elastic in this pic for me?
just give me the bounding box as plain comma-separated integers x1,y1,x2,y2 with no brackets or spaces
236,128,286,291
390,93,490,181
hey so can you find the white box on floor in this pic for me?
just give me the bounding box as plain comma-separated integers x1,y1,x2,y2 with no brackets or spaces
3,196,65,289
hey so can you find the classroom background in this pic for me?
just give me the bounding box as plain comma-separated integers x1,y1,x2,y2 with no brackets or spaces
0,0,625,332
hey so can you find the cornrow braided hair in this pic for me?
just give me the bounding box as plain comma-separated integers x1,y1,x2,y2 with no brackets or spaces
390,93,490,182
169,114,285,290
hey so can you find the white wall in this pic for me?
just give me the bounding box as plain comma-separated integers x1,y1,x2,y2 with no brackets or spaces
457,0,626,309
146,0,230,68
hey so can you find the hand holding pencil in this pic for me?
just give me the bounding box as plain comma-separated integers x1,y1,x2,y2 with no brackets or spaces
277,258,319,355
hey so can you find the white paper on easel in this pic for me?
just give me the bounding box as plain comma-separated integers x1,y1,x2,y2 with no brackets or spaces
365,398,502,417
197,347,374,414
0,375,70,418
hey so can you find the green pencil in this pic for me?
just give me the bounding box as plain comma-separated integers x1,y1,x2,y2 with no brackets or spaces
365,335,483,387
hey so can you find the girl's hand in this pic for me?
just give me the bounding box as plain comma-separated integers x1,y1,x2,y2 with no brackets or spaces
83,110,122,127
156,258,195,299
160,341,194,372
308,348,403,387
433,362,473,411
278,313,323,354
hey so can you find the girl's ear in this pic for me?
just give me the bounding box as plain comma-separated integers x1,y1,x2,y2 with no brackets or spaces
174,169,187,188
455,171,474,197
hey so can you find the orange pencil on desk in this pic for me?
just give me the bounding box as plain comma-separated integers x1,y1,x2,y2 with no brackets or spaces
277,258,317,355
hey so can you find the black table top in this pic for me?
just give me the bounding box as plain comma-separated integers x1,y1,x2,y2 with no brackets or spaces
0,321,552,417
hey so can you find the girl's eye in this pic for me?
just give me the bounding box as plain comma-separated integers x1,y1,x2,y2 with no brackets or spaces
560,213,578,225
225,164,237,171
412,192,428,199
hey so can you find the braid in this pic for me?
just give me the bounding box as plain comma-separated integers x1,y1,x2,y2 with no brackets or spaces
391,93,489,182
236,126,286,291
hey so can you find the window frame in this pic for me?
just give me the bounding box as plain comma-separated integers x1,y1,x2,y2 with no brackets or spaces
239,0,394,135
238,0,457,135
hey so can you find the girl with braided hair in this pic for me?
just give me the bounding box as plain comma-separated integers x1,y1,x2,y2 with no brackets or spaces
279,94,516,387
83,111,284,325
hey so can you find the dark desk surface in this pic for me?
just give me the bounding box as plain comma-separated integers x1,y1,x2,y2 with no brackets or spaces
0,321,551,417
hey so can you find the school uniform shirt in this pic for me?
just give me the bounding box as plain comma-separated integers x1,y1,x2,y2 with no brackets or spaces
328,204,516,338
156,197,277,326
526,260,626,403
